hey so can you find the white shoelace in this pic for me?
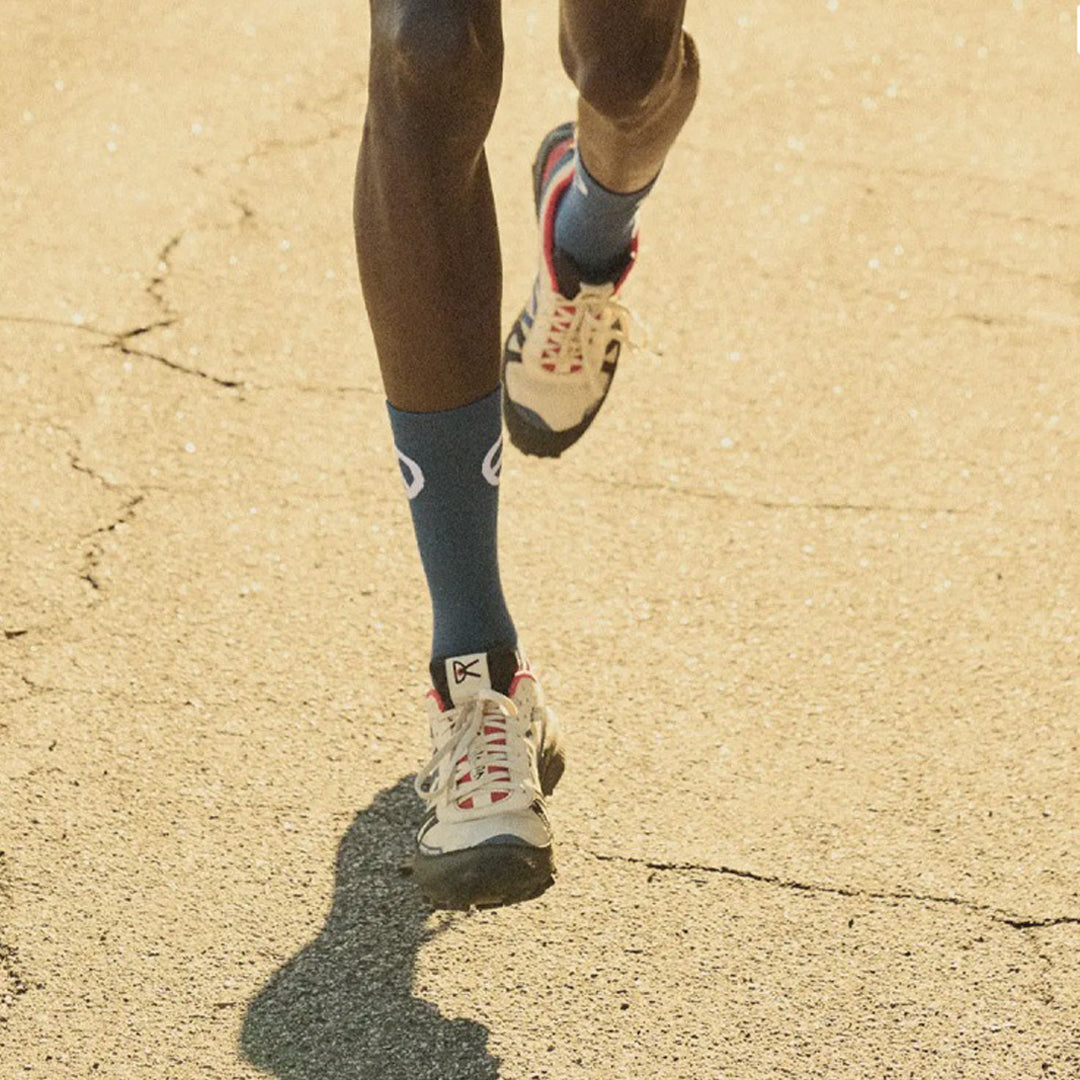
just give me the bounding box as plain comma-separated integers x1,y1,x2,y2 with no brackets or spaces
540,286,640,374
415,689,534,809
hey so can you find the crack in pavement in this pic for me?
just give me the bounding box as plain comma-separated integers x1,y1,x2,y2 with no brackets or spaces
0,422,156,629
590,850,1080,930
67,449,122,492
291,382,379,396
78,494,145,595
216,74,364,169
113,225,249,387
0,682,177,711
6,228,246,389
230,194,256,226
0,314,112,336
0,313,246,390
998,916,1080,930
240,121,359,164
83,313,246,388
55,419,132,494
579,473,977,516
1,314,378,397
4,674,191,709
147,234,183,316
105,335,245,389
40,422,154,601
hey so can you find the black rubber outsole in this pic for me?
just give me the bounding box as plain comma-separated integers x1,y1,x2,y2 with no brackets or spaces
413,843,556,911
502,381,609,459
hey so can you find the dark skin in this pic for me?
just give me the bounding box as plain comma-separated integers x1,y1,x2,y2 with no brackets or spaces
354,0,699,413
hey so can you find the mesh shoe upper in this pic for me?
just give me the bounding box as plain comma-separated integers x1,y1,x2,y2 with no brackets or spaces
415,665,558,856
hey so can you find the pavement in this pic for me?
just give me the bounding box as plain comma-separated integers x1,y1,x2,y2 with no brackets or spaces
2,2,1078,1077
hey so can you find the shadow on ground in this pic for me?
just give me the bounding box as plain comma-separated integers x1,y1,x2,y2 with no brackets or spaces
241,776,499,1080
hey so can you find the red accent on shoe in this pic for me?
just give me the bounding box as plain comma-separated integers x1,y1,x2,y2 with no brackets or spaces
507,670,536,697
540,170,574,294
427,688,446,711
540,137,574,189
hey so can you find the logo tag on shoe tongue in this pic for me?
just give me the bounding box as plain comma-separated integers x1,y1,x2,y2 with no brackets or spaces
445,652,491,706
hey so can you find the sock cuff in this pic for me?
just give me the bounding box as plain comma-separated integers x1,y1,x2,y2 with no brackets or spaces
387,386,504,501
386,385,501,429
574,145,659,200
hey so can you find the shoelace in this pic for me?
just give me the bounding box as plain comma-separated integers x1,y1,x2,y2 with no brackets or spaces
415,689,533,809
540,286,640,372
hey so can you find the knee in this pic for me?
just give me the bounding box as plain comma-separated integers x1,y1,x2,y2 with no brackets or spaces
563,27,698,124
370,1,502,136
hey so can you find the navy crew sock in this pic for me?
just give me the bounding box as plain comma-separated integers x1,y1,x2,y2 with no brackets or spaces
387,387,517,661
553,147,656,283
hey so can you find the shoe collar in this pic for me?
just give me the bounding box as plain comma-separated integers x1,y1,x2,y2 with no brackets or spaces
540,165,639,298
430,646,524,708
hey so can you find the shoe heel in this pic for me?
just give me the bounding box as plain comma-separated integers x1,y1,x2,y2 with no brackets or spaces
531,121,576,216
540,748,565,797
539,708,566,796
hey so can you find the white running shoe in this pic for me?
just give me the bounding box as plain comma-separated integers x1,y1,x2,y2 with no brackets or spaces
412,648,565,909
502,122,638,458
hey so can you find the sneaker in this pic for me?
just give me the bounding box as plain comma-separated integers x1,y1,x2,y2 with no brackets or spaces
412,647,566,909
502,121,638,458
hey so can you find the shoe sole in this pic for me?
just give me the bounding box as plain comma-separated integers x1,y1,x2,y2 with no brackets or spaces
502,121,608,460
413,843,557,911
413,729,566,910
502,374,613,459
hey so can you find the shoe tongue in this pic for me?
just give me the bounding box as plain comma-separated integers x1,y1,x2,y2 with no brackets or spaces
430,647,520,707
552,245,633,295
551,247,583,299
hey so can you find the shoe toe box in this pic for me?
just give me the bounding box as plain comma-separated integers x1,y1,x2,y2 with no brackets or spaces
418,804,552,856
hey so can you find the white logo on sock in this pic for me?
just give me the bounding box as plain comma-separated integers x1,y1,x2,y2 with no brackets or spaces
481,434,502,487
395,447,425,500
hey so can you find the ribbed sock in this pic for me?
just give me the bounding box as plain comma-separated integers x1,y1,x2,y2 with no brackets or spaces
387,387,517,661
553,147,656,283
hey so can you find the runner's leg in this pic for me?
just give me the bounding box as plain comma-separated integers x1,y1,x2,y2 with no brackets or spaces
354,2,563,911
355,0,504,413
354,0,516,661
498,1,699,457
559,0,699,194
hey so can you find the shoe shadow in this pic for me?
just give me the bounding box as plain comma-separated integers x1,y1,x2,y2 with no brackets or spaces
240,776,500,1080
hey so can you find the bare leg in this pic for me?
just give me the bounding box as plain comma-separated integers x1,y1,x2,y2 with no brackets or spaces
559,0,700,193
354,0,504,412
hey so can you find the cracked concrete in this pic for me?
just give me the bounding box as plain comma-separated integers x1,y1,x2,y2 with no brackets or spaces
77,493,145,595
146,235,184,316
579,471,981,516
590,850,1080,931
2,1,1078,1078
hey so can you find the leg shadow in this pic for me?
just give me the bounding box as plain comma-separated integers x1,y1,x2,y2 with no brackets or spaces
240,776,499,1080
